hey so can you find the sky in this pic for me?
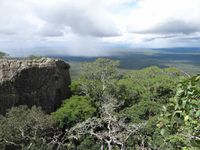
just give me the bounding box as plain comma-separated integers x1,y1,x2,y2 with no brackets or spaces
1,0,200,56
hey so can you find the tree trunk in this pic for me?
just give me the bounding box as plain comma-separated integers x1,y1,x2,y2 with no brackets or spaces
107,141,112,150
121,144,125,150
101,144,104,150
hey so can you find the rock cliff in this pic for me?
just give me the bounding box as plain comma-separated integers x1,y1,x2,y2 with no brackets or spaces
0,58,71,114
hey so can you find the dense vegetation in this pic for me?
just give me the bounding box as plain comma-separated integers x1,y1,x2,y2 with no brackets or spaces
65,48,200,78
0,58,199,150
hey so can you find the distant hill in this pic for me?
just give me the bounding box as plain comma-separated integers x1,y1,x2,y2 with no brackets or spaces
154,47,200,53
48,47,200,78
0,51,8,58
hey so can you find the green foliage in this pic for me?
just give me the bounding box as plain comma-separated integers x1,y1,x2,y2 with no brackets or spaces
80,58,120,81
1,58,195,149
77,136,101,150
158,75,200,149
71,58,120,101
0,105,55,149
69,60,186,149
53,96,96,128
121,100,163,149
122,100,161,123
117,66,182,105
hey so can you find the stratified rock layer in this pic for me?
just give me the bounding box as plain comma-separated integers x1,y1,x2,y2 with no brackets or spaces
0,58,71,114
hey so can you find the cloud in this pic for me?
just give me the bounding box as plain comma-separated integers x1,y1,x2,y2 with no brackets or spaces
119,0,200,48
38,24,64,37
136,20,200,34
0,30,15,36
144,35,178,42
33,0,121,37
1,0,200,56
126,0,200,33
0,0,121,38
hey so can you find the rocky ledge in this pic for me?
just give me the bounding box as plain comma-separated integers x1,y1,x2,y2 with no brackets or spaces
0,58,71,114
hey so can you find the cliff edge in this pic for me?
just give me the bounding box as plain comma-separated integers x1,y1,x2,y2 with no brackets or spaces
0,58,71,114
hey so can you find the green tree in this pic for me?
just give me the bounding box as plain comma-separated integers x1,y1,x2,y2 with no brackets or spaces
0,106,55,149
122,100,161,123
77,135,101,150
71,58,120,101
67,95,144,150
53,96,96,128
158,75,200,149
70,60,184,149
116,66,182,105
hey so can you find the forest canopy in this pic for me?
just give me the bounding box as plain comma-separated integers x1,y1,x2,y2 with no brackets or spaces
0,58,199,150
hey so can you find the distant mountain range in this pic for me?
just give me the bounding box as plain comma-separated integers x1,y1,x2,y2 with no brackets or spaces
46,47,200,77
1,47,200,75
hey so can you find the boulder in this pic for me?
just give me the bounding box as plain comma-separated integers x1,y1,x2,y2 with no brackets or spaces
0,58,71,114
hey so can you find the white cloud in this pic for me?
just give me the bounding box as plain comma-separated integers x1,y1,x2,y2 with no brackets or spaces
35,0,121,37
0,0,200,56
126,0,200,31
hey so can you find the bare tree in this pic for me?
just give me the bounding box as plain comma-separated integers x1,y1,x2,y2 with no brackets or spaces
67,95,145,150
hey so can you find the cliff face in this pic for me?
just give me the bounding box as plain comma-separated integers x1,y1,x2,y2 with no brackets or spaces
0,58,71,114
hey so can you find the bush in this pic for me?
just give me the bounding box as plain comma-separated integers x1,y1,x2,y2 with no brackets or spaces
0,105,55,149
53,96,96,128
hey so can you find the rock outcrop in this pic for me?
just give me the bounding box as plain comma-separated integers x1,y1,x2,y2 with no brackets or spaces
0,58,71,114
